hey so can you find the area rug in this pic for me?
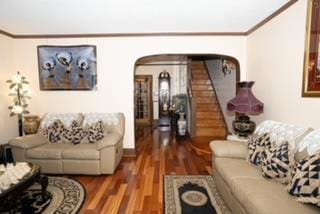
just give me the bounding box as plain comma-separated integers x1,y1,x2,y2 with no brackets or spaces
15,176,85,214
164,175,231,214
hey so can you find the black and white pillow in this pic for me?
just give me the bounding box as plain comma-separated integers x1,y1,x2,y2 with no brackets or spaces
287,153,320,206
260,142,294,184
41,119,66,143
63,120,87,145
87,120,105,143
247,132,272,165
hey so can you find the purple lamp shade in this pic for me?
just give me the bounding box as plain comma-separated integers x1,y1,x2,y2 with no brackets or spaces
227,81,263,114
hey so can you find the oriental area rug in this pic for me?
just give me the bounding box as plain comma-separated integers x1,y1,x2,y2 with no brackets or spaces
13,176,85,214
164,175,231,214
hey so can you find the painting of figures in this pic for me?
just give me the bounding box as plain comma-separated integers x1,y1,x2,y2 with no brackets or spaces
38,45,97,90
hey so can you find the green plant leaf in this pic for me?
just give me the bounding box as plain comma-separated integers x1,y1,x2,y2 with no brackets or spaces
22,104,28,108
6,80,12,83
22,81,29,84
10,112,15,117
8,106,13,110
9,83,16,89
21,76,26,80
23,110,30,114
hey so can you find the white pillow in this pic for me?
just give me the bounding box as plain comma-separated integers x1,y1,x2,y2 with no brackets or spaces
40,113,82,128
298,130,320,155
83,113,119,127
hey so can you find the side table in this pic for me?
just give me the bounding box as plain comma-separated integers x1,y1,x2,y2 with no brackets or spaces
227,135,250,143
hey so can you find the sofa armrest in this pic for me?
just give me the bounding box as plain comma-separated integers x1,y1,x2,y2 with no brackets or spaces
97,133,122,150
209,140,247,159
8,134,48,149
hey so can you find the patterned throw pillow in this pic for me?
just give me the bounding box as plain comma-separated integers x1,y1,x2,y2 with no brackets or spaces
287,153,320,207
41,119,66,143
247,132,272,165
260,142,294,184
87,120,105,143
63,120,87,145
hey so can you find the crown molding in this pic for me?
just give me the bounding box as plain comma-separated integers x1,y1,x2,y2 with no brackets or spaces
0,0,297,39
1,32,247,39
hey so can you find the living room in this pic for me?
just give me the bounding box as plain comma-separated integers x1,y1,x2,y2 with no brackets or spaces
0,0,319,213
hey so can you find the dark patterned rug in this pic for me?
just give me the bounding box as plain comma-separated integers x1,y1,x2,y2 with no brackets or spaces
164,175,231,214
4,176,85,214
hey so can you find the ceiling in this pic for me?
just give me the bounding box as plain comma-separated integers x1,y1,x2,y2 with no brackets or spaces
0,0,290,35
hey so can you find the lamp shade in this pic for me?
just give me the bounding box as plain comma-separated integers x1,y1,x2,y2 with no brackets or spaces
227,81,263,114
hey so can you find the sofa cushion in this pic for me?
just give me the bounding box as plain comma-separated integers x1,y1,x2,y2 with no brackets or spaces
27,143,74,159
62,143,99,160
229,177,319,214
215,158,264,185
261,142,294,184
288,153,320,207
247,132,271,165
215,158,319,214
63,120,87,145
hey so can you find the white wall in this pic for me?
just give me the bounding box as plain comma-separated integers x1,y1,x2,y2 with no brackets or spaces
247,0,320,129
0,34,17,144
1,36,247,148
206,59,236,132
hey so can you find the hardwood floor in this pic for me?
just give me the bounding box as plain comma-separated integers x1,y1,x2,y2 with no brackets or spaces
72,127,212,213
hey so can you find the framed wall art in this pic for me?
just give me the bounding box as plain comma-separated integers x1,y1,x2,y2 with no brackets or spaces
38,45,97,90
302,0,320,97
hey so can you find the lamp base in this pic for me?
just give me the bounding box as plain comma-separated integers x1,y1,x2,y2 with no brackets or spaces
232,115,255,137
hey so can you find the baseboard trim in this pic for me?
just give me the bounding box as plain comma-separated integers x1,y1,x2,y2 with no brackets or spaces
123,148,136,157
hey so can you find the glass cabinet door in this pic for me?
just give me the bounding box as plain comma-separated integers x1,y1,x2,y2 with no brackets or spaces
134,75,153,126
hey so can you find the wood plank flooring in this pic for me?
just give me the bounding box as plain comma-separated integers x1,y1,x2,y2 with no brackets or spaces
71,127,212,213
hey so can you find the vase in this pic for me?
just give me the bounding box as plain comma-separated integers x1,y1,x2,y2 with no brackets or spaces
177,112,187,136
23,115,40,135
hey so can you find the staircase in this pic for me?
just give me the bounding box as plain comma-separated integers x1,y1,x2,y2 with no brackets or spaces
191,61,227,139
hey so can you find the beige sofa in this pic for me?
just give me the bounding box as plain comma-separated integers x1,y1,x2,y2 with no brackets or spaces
210,120,319,214
9,113,125,175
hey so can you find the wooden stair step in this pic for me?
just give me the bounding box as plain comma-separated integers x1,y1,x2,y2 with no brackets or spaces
191,62,205,66
196,111,222,119
192,80,211,85
197,103,220,109
192,85,213,90
192,70,207,75
192,91,215,97
195,98,217,104
196,128,227,137
197,119,226,127
196,106,220,112
193,74,209,80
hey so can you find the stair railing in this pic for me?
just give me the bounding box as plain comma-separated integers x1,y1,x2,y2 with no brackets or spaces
186,58,197,137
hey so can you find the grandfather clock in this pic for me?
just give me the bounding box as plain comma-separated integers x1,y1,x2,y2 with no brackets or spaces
158,71,171,131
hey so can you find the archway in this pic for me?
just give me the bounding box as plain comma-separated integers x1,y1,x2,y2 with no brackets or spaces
133,54,240,152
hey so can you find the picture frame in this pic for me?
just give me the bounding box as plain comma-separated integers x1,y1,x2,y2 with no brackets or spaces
37,45,97,90
302,0,320,97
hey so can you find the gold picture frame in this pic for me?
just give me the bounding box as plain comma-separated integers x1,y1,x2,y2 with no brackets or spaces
302,0,320,97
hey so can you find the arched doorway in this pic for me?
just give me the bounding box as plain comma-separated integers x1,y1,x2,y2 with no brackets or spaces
133,54,240,152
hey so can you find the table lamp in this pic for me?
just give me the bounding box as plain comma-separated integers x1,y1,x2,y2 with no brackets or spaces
227,81,263,137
